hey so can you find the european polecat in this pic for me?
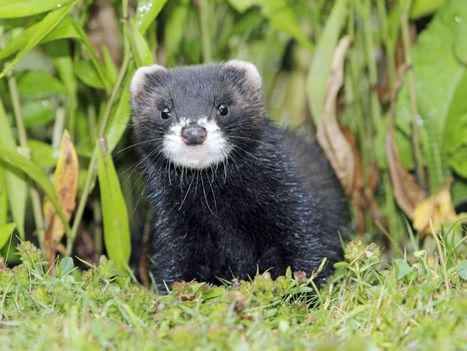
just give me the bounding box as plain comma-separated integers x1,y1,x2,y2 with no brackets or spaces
130,60,348,292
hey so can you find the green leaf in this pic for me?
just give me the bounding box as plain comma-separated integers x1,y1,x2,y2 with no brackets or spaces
101,46,118,85
106,76,133,152
0,168,8,225
0,144,71,236
396,0,467,190
0,100,26,238
74,60,106,89
29,139,56,169
411,0,446,19
0,223,16,250
256,0,313,51
129,19,154,67
443,73,467,178
69,18,112,93
136,0,168,34
0,18,78,61
394,259,414,280
164,0,189,66
227,0,312,51
0,0,72,18
307,0,348,124
458,260,467,281
0,1,76,78
449,145,467,178
227,0,256,12
98,142,131,271
18,71,66,95
4,172,27,239
22,100,55,127
452,179,467,206
58,256,75,275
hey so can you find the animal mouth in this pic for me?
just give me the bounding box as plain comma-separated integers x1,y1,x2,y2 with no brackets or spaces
162,118,231,169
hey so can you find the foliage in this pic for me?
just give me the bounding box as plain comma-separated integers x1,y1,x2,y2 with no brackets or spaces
0,236,465,350
0,1,466,277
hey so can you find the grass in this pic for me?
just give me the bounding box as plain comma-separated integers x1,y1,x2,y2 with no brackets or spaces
0,231,466,351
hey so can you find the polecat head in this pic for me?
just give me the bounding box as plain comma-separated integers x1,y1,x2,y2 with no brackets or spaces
130,60,266,170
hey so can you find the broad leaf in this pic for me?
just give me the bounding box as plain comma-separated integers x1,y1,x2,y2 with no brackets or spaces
396,0,467,191
0,144,71,236
0,2,76,78
18,71,66,95
74,60,106,89
458,260,467,281
394,259,413,280
136,0,168,34
98,141,131,271
129,19,154,67
69,18,112,92
0,168,7,225
0,18,78,61
0,0,72,18
106,76,133,152
29,139,56,169
228,0,313,51
307,0,348,124
411,0,446,19
0,101,26,238
0,223,16,250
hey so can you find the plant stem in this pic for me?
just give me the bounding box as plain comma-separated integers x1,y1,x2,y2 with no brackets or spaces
7,73,46,248
66,17,131,255
429,219,450,295
401,0,426,189
52,106,65,152
377,0,396,91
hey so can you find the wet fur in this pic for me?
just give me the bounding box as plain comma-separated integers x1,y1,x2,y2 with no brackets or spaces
131,62,348,292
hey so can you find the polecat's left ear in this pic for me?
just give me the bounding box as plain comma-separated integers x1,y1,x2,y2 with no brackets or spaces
130,64,167,99
224,60,262,92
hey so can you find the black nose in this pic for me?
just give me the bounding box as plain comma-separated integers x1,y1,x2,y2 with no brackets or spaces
181,125,207,145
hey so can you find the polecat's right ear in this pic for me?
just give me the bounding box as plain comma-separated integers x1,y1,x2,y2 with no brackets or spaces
224,60,262,93
130,64,167,99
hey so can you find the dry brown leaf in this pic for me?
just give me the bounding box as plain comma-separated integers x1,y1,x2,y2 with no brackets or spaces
44,130,79,268
315,36,387,233
413,184,460,233
317,36,354,195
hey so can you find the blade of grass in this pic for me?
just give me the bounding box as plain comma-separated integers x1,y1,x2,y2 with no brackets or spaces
97,138,131,272
0,144,71,238
0,0,72,18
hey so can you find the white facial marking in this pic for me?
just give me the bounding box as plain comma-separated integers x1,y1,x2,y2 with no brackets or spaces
162,118,231,169
225,60,262,90
130,64,166,97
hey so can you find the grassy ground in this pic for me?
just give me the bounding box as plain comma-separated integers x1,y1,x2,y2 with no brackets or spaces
0,232,466,351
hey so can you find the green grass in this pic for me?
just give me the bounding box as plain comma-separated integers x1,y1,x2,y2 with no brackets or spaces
1,232,466,351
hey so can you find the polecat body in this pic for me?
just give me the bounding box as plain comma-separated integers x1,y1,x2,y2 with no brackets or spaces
130,61,348,292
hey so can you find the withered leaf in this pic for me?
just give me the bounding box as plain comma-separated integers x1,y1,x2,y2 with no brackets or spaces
413,183,459,233
316,36,354,195
44,130,79,268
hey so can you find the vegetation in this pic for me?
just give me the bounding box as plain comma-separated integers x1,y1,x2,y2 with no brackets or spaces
0,237,465,350
0,0,466,349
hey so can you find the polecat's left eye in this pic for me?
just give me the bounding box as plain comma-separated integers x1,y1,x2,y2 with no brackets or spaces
217,103,229,116
160,106,172,120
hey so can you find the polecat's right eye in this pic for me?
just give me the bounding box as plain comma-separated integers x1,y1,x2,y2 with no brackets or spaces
160,106,172,120
217,103,229,117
